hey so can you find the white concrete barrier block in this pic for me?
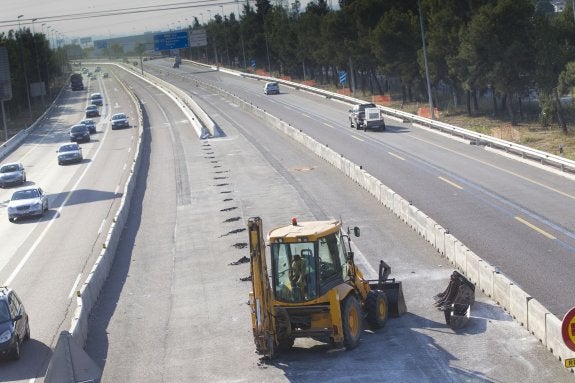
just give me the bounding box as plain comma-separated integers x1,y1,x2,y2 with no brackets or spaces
465,250,480,285
416,210,427,236
386,189,395,210
425,216,437,246
444,234,456,264
407,204,418,229
434,225,446,255
509,284,530,327
478,261,495,297
528,298,549,344
379,184,387,206
493,272,512,311
393,194,404,219
454,241,467,273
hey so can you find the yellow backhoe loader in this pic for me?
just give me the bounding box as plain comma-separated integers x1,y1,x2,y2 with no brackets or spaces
248,217,406,357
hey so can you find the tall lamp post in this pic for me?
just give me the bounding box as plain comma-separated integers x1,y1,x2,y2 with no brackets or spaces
18,15,32,117
219,5,230,67
236,0,247,71
31,18,44,106
418,0,434,119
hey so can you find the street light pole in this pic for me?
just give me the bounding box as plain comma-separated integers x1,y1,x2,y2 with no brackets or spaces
418,0,434,120
18,15,33,118
236,0,247,71
219,5,230,67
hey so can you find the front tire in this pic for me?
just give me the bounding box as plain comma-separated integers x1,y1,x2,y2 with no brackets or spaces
341,295,362,350
366,290,389,329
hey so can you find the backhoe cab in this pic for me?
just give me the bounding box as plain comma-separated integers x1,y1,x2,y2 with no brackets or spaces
248,217,406,357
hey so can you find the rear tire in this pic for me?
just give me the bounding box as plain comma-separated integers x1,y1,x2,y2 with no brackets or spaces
366,290,389,329
12,338,21,360
341,295,362,350
8,217,14,222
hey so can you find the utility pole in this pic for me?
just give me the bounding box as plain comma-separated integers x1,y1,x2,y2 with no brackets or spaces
18,15,32,118
418,0,434,119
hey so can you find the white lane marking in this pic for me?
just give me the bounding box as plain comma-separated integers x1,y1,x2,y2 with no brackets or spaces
98,219,106,235
68,273,82,299
439,176,463,190
388,152,405,161
351,135,364,142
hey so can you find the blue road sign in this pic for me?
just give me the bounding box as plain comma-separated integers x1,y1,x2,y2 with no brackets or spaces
339,70,347,84
154,31,190,51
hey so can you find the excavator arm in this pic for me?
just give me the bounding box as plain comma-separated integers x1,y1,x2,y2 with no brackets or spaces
248,217,277,358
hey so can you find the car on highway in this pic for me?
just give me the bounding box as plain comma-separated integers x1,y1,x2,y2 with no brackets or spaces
7,186,49,222
0,162,26,188
78,118,97,134
111,113,130,130
263,82,280,95
85,105,99,118
57,143,83,165
69,124,91,143
90,93,103,106
0,286,30,360
349,103,377,129
103,72,109,78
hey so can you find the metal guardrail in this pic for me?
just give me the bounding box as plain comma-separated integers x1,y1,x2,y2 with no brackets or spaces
240,72,575,174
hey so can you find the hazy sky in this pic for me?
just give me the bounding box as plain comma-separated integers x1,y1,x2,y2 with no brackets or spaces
0,0,251,41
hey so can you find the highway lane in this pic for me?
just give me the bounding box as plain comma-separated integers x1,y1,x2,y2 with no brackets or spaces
144,60,575,318
0,67,139,381
85,65,573,382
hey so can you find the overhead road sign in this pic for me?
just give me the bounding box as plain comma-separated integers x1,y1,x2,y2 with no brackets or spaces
154,31,189,51
189,29,207,48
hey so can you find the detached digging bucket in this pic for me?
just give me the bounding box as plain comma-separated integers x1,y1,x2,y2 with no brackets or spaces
434,271,475,329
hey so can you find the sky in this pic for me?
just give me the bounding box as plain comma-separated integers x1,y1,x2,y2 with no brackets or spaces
0,0,258,41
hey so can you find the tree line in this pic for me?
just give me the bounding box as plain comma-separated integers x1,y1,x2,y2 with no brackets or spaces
2,0,575,131
192,0,575,129
0,28,68,122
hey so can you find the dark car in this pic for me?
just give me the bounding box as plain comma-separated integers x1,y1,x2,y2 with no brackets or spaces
349,103,376,129
57,143,83,165
7,186,49,222
78,119,97,134
0,287,30,360
85,105,99,118
0,162,26,188
111,113,130,130
69,124,91,143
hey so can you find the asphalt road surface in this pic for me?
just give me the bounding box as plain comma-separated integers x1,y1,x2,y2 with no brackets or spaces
83,63,574,382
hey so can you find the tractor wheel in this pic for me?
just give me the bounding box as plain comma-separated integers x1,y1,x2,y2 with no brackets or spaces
341,295,362,350
275,307,293,352
366,290,389,329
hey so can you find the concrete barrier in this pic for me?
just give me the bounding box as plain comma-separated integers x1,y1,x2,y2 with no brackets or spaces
509,284,531,327
454,241,468,274
465,250,481,285
478,261,495,298
528,298,549,344
493,272,512,311
444,234,457,265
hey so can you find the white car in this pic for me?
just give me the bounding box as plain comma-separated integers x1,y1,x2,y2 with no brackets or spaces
264,82,280,95
7,187,49,222
57,143,83,165
0,162,26,188
111,113,130,130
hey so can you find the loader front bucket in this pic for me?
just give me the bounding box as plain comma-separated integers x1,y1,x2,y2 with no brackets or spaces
379,280,407,317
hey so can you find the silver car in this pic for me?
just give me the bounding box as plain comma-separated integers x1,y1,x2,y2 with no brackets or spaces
57,143,83,165
7,187,48,222
0,163,26,188
111,113,130,130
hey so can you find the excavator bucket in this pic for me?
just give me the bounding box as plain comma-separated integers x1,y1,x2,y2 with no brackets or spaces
380,280,407,317
434,271,475,329
371,260,407,317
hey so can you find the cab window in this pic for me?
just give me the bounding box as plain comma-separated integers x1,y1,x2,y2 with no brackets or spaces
271,242,318,303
